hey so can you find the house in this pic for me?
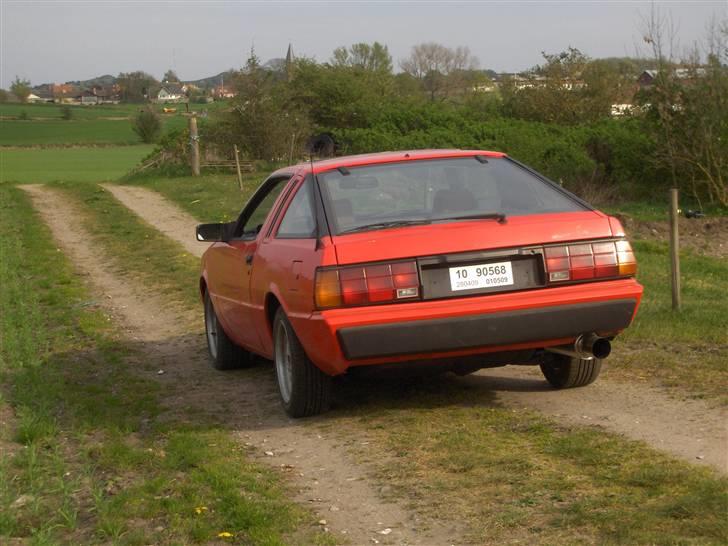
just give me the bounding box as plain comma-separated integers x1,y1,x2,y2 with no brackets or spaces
212,85,235,99
28,86,54,103
638,68,707,89
79,89,99,105
156,82,186,103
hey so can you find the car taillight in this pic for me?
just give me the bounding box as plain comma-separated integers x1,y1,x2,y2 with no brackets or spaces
315,261,420,309
545,240,636,283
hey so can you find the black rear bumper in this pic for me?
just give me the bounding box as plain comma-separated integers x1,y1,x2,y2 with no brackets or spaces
337,299,637,360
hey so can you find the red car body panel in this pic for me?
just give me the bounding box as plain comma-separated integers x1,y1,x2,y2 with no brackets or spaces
200,150,643,376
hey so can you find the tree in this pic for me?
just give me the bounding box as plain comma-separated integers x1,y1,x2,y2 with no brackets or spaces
224,49,311,160
132,106,162,143
117,71,158,102
10,77,31,103
163,69,179,82
500,47,626,124
400,43,479,101
331,42,393,73
637,7,728,205
0,89,9,103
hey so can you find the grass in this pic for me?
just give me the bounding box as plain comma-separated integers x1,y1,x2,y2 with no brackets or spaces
48,179,728,545
325,379,728,544
0,145,154,183
0,184,333,545
123,171,266,222
0,119,142,146
0,101,229,120
0,101,227,147
54,180,201,309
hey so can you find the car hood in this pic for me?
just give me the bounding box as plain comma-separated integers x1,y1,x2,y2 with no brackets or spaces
331,211,614,265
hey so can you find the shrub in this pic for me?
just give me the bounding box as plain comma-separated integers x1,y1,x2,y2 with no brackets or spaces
132,107,162,143
60,106,73,120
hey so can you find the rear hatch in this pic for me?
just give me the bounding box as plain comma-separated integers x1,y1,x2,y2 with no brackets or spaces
331,211,614,300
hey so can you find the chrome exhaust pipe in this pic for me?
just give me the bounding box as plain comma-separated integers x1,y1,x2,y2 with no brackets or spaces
546,333,611,360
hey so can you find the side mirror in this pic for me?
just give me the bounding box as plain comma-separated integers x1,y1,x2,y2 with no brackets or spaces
196,222,235,242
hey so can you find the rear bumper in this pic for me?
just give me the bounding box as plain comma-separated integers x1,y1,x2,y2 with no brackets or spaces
337,299,636,360
293,278,642,375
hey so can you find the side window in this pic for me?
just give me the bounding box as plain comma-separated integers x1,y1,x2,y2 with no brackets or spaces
238,177,289,238
277,179,316,238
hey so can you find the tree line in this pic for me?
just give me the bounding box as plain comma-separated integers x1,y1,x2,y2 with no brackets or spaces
190,31,725,206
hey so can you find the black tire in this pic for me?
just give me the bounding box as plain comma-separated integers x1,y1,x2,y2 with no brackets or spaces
204,291,252,370
540,354,602,388
273,308,331,418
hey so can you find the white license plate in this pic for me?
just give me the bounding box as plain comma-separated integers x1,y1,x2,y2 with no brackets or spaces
449,261,514,291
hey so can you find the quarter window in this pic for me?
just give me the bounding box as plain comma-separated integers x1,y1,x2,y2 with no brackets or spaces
277,179,316,238
238,177,289,238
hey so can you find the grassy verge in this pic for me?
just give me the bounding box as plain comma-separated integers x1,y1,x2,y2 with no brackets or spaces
0,145,154,184
122,171,265,222
0,185,332,545
58,179,728,545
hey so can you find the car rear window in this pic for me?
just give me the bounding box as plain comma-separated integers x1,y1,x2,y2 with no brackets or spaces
318,157,587,234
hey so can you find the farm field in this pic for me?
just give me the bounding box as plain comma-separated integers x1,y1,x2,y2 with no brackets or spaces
0,101,224,146
0,145,153,183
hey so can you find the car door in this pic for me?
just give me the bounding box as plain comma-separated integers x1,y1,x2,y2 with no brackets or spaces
207,175,292,352
251,175,323,356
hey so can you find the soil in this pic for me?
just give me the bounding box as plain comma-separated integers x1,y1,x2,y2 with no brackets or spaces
615,213,728,259
22,184,458,546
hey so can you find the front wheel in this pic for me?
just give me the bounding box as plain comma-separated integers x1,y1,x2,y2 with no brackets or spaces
540,354,602,388
204,291,252,370
273,308,331,417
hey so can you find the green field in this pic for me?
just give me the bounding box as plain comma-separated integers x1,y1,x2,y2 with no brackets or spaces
0,101,223,147
0,145,153,183
0,101,229,120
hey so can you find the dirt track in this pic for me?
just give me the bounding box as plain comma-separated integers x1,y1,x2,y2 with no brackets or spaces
99,183,727,475
23,185,458,546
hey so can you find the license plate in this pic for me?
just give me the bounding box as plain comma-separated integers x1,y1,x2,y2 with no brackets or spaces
449,261,514,291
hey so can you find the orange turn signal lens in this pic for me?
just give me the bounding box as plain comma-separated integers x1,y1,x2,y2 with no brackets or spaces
314,269,342,309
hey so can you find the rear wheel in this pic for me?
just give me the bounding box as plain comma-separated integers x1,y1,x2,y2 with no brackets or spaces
204,291,252,370
273,308,331,417
540,354,602,388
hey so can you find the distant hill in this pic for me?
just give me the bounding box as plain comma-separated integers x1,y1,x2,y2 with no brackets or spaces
184,71,238,89
66,74,118,88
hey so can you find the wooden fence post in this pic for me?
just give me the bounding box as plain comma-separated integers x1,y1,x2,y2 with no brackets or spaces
669,188,681,310
233,145,243,191
189,114,200,177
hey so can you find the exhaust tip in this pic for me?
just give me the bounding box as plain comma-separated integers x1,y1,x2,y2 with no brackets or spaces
591,338,611,359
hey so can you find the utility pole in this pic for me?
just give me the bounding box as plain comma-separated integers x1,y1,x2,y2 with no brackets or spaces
189,114,200,176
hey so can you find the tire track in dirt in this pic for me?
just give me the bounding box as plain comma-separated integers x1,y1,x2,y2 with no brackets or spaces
22,185,458,546
102,184,727,475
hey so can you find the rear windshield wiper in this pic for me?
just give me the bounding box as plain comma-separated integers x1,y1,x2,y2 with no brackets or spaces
435,212,507,224
339,219,432,235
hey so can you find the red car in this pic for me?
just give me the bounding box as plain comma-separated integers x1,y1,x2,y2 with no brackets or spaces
197,150,642,417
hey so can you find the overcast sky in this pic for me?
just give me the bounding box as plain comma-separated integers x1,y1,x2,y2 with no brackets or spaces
1,1,726,88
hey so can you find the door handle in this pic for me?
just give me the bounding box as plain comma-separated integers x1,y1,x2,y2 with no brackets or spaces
245,254,254,265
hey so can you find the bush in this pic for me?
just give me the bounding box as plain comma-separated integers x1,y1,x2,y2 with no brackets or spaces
132,107,162,143
60,106,73,120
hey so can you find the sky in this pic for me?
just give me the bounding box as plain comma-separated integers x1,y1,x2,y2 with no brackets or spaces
1,0,726,88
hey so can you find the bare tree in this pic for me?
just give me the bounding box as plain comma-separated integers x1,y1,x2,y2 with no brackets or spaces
400,43,479,101
638,5,728,206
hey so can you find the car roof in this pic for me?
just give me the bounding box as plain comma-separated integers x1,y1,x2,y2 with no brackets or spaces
273,149,508,177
